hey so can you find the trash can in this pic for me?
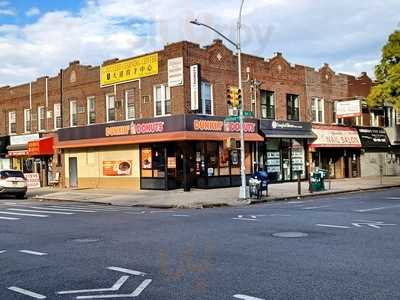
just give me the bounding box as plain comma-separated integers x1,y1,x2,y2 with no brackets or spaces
310,171,324,192
249,171,268,199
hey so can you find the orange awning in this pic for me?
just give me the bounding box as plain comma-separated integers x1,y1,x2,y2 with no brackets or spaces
55,131,263,149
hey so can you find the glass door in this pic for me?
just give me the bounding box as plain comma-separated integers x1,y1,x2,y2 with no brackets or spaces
281,139,291,181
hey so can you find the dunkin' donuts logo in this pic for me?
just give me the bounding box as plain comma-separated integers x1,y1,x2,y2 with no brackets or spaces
106,121,165,137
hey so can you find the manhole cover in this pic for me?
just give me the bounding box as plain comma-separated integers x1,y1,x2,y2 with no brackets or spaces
272,232,309,238
71,238,100,243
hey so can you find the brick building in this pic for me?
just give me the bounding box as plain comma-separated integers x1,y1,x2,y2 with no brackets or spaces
1,39,387,191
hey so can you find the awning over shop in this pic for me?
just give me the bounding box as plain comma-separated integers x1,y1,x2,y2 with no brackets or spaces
260,120,316,140
356,127,390,149
28,137,54,156
310,125,362,149
56,114,263,149
7,144,29,157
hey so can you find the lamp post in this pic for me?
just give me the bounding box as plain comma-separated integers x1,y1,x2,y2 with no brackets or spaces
191,0,247,200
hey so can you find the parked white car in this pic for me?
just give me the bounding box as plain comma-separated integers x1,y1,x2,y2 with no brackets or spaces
0,169,27,199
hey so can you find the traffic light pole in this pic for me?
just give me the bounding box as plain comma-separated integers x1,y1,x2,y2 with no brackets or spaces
190,0,247,200
237,0,247,200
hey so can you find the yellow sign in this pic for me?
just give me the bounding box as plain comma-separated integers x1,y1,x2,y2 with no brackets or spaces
100,53,159,86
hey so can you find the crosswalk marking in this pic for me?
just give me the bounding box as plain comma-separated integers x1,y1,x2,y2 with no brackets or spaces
0,216,20,220
7,208,74,215
0,211,48,218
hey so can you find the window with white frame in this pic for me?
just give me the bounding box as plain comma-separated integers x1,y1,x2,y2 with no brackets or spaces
54,103,62,129
125,89,135,120
106,94,116,122
70,100,78,127
154,85,171,117
24,109,31,132
87,96,96,125
311,97,324,123
38,106,45,131
200,82,213,115
8,111,16,134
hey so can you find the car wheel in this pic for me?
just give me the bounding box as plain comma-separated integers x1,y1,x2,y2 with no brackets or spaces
15,193,26,199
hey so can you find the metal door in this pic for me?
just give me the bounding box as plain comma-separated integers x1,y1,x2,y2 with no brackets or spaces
69,157,78,188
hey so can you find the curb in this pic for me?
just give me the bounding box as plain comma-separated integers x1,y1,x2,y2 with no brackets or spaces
249,184,400,205
32,184,400,209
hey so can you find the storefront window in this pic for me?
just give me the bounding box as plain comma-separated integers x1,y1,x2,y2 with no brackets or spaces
265,139,282,181
140,145,165,178
152,145,165,178
206,142,219,176
292,139,305,180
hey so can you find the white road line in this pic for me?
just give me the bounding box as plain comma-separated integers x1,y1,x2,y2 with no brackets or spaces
31,206,96,213
172,214,190,217
107,266,146,276
386,197,400,200
8,286,46,299
0,216,20,220
355,205,400,212
0,211,48,218
269,214,291,217
287,201,304,204
303,205,330,210
46,205,119,212
7,208,74,215
76,279,152,299
234,294,265,300
232,218,259,221
0,250,6,254
57,276,129,294
18,250,48,256
316,224,351,229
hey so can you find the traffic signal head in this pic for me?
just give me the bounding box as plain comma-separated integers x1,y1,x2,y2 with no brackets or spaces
227,86,241,108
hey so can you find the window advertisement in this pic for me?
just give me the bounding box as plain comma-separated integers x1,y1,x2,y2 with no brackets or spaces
336,100,361,118
292,139,305,180
266,139,282,181
141,148,152,177
103,160,132,176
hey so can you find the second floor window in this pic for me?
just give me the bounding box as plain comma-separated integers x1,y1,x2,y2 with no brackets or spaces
125,89,135,120
87,96,96,125
54,103,62,129
154,85,171,117
106,94,116,122
312,98,324,123
287,94,299,121
70,100,77,127
260,90,275,119
384,106,394,128
9,111,16,134
38,106,45,131
200,82,213,115
24,109,31,132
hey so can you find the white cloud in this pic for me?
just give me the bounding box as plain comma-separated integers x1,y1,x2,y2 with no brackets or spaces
26,7,40,17
0,8,14,16
0,0,399,86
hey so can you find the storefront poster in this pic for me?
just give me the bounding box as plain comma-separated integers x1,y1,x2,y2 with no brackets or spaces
25,173,41,189
167,157,176,169
103,160,132,176
357,127,390,148
141,148,152,169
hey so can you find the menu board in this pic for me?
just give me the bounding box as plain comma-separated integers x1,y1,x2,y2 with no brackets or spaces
266,151,281,173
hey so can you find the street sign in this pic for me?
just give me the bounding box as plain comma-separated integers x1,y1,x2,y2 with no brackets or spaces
243,111,254,117
224,116,240,122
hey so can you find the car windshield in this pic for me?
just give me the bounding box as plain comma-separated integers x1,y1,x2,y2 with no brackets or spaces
0,170,25,178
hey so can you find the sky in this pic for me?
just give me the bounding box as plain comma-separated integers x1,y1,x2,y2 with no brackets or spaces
0,0,399,87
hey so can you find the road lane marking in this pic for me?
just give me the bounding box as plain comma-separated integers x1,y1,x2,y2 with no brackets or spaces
18,250,48,256
269,214,291,217
172,214,190,217
8,286,46,299
232,218,259,221
355,205,400,212
7,208,74,215
234,294,265,300
107,266,146,276
130,279,152,297
57,276,129,294
316,224,351,229
303,205,330,210
0,216,20,220
0,250,6,254
386,197,400,200
31,206,97,213
0,211,48,218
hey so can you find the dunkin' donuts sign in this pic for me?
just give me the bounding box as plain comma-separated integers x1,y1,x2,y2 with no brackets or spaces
106,121,165,137
193,119,256,133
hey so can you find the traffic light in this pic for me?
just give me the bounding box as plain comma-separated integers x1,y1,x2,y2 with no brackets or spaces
226,86,242,109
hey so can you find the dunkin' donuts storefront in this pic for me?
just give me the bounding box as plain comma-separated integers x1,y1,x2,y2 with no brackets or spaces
56,115,263,191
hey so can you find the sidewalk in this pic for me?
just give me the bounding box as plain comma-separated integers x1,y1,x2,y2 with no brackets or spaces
33,176,400,209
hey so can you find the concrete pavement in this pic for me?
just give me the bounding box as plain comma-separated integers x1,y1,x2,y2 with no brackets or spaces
31,176,400,208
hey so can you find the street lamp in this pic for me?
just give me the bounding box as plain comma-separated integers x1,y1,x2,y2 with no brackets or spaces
190,0,247,200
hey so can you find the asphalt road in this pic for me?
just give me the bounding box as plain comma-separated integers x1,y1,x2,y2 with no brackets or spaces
1,188,400,300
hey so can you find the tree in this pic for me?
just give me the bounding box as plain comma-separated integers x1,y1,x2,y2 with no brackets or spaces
367,30,400,108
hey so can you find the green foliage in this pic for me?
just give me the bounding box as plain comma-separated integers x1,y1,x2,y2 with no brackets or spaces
368,30,400,108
